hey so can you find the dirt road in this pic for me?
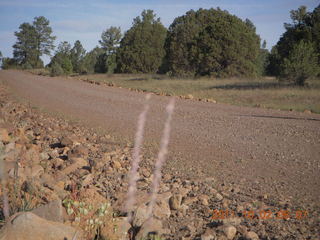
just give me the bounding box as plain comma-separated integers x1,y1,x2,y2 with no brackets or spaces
1,70,319,204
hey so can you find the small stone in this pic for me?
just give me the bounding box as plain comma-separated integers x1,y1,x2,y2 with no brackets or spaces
245,231,259,240
303,109,312,114
215,193,224,201
0,128,11,143
237,225,247,235
60,136,74,147
201,228,216,240
186,94,194,99
223,225,237,239
111,160,122,169
169,194,183,210
140,168,151,178
199,194,209,206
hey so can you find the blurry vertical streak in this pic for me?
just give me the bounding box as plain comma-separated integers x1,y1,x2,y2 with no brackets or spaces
125,93,151,223
0,144,10,220
147,98,175,218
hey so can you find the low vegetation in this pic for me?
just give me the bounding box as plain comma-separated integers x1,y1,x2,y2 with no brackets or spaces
72,74,320,113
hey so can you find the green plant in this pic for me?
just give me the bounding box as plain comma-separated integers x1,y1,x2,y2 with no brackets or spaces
280,41,319,85
117,10,167,74
50,62,64,76
62,198,111,239
164,8,260,77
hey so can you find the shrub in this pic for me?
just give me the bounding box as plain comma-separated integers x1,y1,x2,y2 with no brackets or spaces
50,62,64,76
280,41,319,86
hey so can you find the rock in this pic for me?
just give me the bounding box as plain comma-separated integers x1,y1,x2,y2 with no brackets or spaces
140,168,151,178
82,173,94,186
223,225,237,239
207,98,217,103
31,199,65,222
73,145,89,156
222,217,242,226
183,197,197,205
40,152,50,160
60,136,74,147
67,145,89,159
135,218,165,240
49,149,59,159
186,94,194,99
111,160,122,169
132,204,148,227
199,194,209,206
215,193,224,201
61,157,87,175
237,225,247,235
304,109,312,114
0,128,11,143
169,194,183,210
0,212,83,240
201,228,216,240
29,165,44,178
153,196,171,219
245,231,259,240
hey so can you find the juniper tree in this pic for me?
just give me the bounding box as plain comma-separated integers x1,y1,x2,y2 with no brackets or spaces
164,8,260,77
117,10,167,73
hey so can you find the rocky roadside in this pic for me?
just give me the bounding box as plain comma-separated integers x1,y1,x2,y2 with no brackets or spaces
0,82,319,240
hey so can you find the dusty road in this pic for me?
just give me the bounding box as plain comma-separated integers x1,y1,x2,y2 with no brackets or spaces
1,70,319,204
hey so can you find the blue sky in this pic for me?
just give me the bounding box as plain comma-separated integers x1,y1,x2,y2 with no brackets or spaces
0,0,318,64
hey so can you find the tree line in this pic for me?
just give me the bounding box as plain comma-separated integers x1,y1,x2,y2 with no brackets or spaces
1,5,319,86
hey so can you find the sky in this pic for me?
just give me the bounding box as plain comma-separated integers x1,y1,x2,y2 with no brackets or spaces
0,0,318,64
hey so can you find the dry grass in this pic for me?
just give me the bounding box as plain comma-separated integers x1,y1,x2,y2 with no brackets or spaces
75,74,320,113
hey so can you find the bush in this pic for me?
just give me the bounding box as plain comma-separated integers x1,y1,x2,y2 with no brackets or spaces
59,57,73,75
280,41,319,86
1,58,18,69
50,62,64,76
164,8,260,77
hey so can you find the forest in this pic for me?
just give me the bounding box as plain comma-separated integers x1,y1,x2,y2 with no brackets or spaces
1,5,319,86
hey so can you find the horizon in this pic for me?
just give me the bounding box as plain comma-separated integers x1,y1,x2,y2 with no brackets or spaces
0,0,318,64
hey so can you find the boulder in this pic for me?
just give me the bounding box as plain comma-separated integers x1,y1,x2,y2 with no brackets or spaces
31,199,65,222
0,212,83,240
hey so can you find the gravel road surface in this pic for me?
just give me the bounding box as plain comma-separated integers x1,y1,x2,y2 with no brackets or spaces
1,70,319,205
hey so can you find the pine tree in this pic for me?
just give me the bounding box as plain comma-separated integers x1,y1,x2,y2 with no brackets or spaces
117,10,167,73
12,16,55,68
281,41,319,86
70,40,86,73
99,26,122,73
